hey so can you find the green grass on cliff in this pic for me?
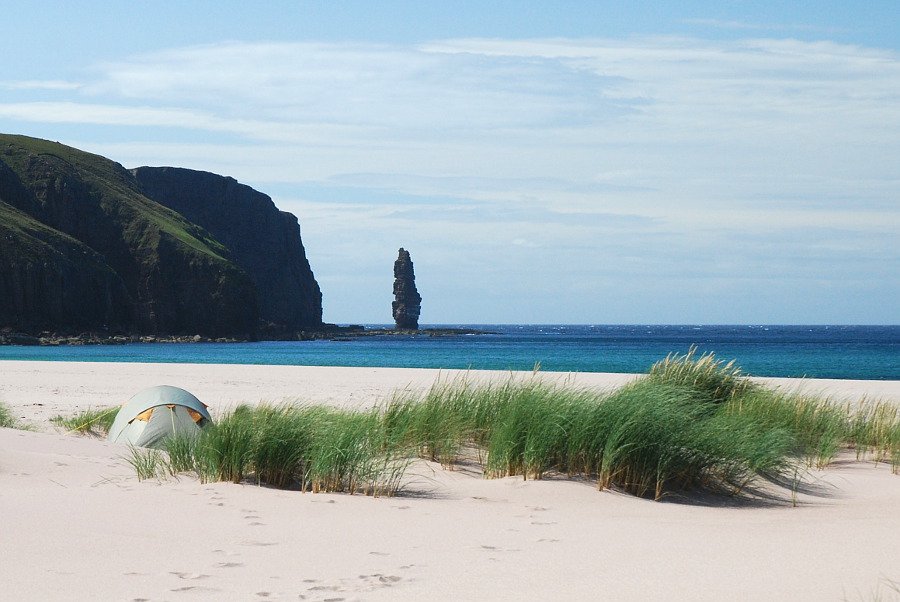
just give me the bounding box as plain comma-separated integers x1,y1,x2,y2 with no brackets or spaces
0,200,89,255
0,133,229,263
0,200,124,302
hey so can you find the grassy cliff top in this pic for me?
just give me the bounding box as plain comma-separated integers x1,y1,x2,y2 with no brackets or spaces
0,134,229,262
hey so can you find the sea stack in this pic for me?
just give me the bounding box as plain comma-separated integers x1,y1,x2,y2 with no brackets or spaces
392,248,422,330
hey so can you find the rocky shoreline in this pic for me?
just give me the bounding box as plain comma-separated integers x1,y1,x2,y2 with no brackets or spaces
0,326,496,346
0,333,243,346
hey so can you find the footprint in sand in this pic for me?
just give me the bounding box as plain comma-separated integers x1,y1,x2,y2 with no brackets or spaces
480,545,521,553
215,562,244,569
170,585,220,593
170,571,210,580
358,573,402,584
307,585,342,592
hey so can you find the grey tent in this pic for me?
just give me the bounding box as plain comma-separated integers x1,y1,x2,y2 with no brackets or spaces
107,385,212,448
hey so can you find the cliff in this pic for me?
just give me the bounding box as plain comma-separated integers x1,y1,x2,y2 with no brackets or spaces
0,134,323,338
0,200,130,333
131,167,322,331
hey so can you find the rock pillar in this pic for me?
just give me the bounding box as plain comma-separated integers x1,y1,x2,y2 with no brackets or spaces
392,248,421,330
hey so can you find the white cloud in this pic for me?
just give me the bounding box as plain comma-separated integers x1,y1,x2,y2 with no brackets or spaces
0,101,387,146
85,41,623,130
1,36,897,322
680,18,848,35
1,79,83,91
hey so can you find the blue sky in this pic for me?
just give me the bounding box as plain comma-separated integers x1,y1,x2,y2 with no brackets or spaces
1,1,898,324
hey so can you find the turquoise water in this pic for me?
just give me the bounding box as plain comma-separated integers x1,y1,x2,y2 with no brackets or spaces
1,325,897,380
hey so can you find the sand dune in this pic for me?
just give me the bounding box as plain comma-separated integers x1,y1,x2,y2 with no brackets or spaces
1,362,899,600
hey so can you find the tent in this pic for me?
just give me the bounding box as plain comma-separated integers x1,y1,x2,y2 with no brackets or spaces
107,385,212,448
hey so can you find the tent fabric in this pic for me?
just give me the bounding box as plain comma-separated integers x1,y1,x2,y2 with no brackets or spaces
108,385,212,448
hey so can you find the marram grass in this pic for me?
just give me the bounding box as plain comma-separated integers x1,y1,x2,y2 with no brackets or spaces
0,400,35,431
724,390,848,469
50,406,118,436
153,403,410,496
847,399,900,473
0,400,17,429
126,445,164,481
125,351,900,498
647,346,753,403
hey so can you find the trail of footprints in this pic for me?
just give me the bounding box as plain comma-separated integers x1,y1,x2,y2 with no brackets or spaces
131,489,598,600
298,570,407,601
127,563,411,600
124,518,414,601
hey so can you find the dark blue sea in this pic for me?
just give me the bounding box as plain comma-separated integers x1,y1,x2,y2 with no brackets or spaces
1,325,897,380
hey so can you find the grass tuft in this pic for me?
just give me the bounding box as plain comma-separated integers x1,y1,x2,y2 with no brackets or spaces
194,405,256,484
647,346,753,403
724,391,848,469
151,404,410,496
50,406,119,436
163,432,201,475
0,401,18,429
0,400,35,431
848,399,900,473
126,445,164,481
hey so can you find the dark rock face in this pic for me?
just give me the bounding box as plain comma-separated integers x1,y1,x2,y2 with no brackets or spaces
0,134,322,338
0,202,131,333
132,167,323,331
392,248,421,330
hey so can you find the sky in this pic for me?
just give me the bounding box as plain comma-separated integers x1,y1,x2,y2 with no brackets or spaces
1,1,898,325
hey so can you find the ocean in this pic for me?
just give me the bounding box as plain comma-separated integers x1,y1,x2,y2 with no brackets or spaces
0,325,897,380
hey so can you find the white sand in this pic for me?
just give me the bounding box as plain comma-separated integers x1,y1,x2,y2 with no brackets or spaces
1,361,899,601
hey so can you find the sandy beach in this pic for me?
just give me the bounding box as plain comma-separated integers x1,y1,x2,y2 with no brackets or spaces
1,361,899,601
